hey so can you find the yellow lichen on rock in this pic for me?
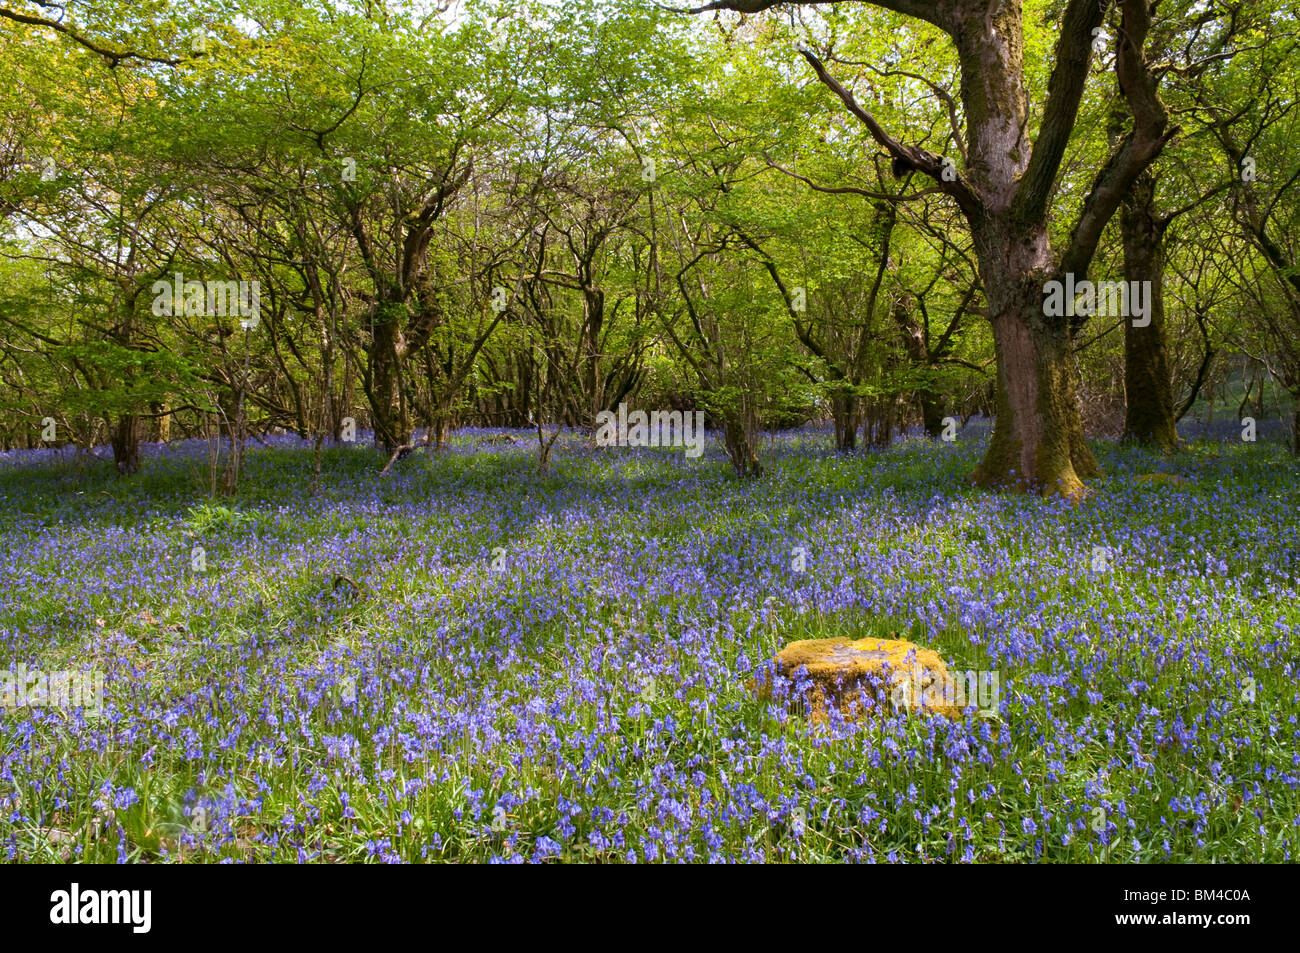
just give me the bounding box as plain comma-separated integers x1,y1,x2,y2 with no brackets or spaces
759,636,963,722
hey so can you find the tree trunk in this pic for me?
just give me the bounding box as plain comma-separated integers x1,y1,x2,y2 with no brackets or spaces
862,396,895,449
368,309,411,452
971,266,1097,500
831,393,859,451
111,414,140,474
1120,171,1178,451
951,4,1102,501
722,415,762,478
152,401,171,443
431,406,451,449
891,300,946,439
919,389,945,438
583,285,605,425
219,384,246,496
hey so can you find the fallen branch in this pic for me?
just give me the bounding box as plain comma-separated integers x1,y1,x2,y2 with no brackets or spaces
380,443,417,474
332,574,362,599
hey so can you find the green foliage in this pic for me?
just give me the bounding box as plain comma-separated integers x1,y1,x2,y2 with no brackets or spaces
184,500,254,535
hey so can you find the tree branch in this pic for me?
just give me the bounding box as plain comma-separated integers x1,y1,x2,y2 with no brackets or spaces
0,6,183,67
670,0,956,33
763,155,945,202
1060,0,1176,279
1011,0,1113,225
799,48,980,219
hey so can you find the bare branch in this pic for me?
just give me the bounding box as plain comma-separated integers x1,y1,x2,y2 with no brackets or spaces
763,155,945,202
1060,0,1176,278
1012,0,1113,225
833,58,966,163
799,48,980,218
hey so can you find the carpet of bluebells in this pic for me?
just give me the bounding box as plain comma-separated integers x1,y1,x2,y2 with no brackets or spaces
1,421,1298,863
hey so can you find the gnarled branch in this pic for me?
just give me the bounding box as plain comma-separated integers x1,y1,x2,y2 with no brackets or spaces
799,48,981,219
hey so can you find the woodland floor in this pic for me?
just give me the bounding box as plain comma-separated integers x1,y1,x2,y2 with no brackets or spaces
1,423,1297,862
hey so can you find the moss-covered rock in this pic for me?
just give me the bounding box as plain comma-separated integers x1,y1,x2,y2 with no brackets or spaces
759,636,962,722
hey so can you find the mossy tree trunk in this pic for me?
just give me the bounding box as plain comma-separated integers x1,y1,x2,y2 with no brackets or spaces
722,415,763,477
969,261,1097,498
1120,172,1178,451
364,300,412,453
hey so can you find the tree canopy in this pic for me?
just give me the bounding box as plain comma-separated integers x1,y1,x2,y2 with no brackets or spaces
1,0,1297,485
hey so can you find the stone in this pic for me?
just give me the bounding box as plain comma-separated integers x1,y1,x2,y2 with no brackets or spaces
759,636,962,722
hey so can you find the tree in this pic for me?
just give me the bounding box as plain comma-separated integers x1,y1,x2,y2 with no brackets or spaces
688,0,1173,497
1105,1,1261,451
1197,5,1300,450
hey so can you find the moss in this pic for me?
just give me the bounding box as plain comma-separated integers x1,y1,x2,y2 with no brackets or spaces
758,636,962,722
974,307,1093,503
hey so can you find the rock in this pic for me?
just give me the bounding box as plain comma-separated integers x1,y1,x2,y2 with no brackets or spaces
39,827,76,861
42,827,76,845
759,636,962,722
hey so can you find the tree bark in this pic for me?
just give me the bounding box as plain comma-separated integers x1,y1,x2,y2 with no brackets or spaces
722,415,762,477
367,305,412,452
970,263,1097,498
1120,175,1178,451
111,414,140,474
831,393,859,451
